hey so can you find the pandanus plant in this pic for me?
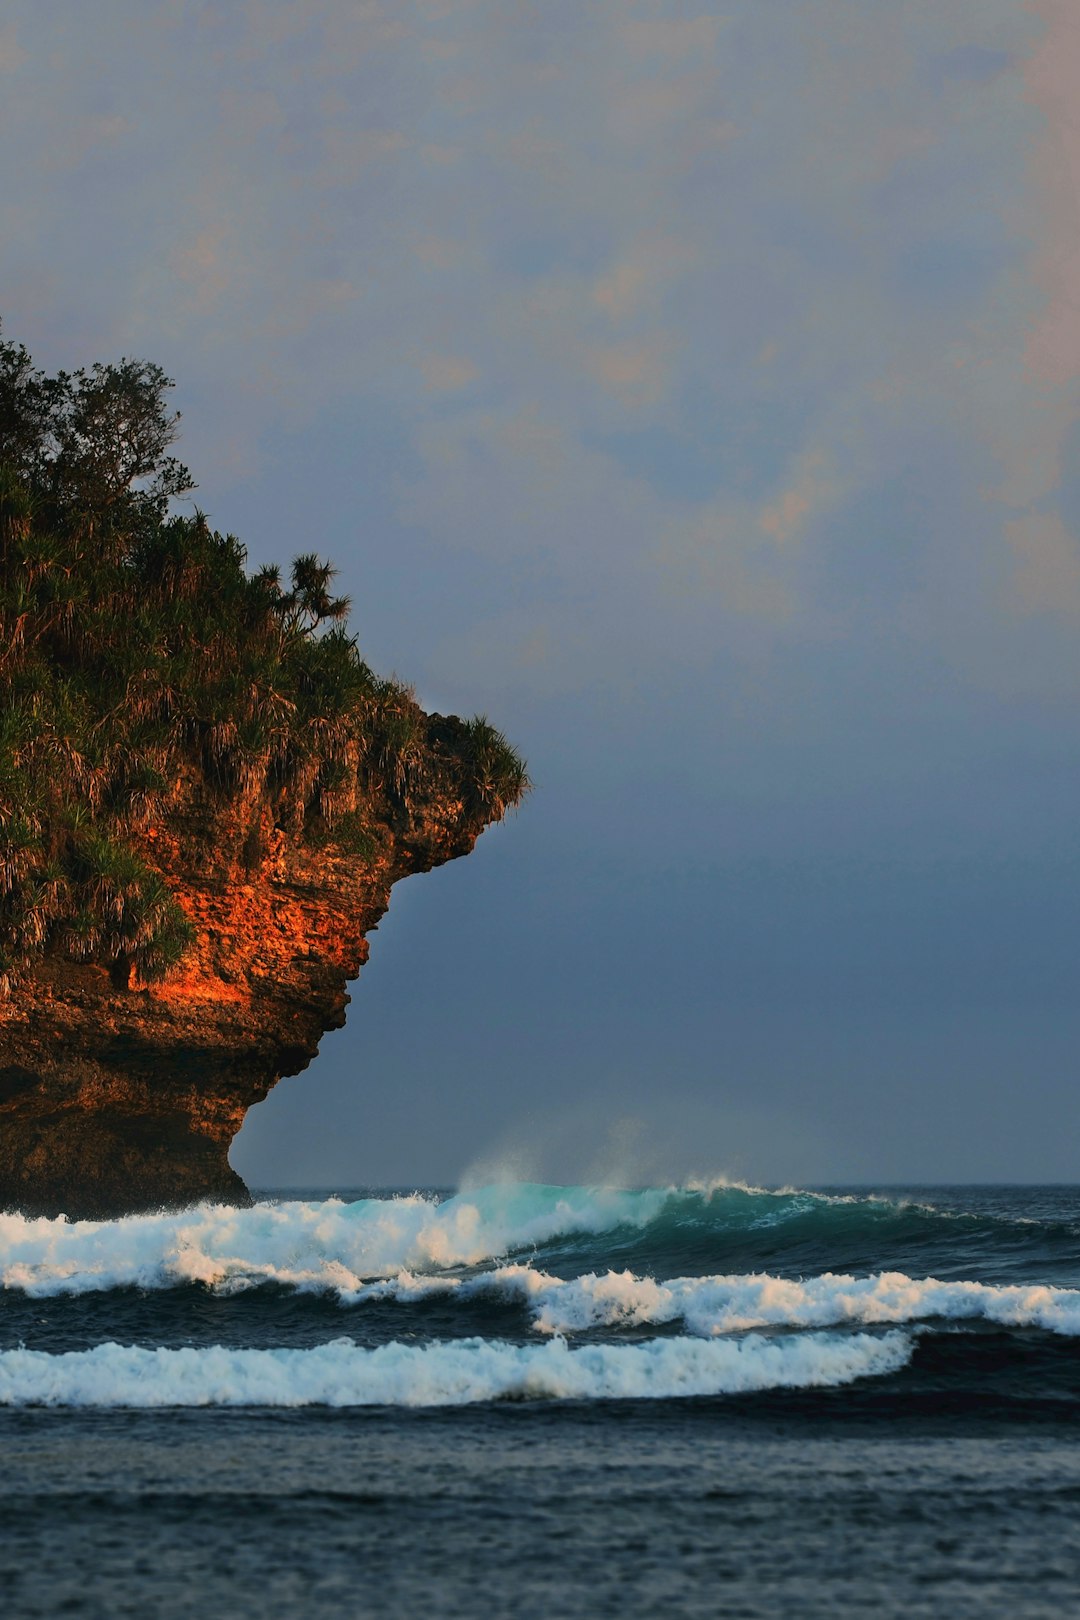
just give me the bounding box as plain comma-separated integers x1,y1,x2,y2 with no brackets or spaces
0,320,529,992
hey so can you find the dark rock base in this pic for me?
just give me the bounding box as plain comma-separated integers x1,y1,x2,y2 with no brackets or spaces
0,1108,251,1221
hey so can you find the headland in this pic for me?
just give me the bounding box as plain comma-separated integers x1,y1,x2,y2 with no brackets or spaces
0,326,526,1217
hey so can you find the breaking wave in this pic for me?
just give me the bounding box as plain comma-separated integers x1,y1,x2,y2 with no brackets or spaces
1,1179,1069,1298
196,1262,1080,1339
4,1182,1077,1416
0,1329,911,1408
449,1265,1080,1338
0,1183,675,1296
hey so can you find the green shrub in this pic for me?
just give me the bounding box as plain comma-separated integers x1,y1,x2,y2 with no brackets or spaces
462,716,532,817
0,321,528,990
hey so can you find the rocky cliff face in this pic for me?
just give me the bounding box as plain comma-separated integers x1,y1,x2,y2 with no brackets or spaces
0,714,500,1220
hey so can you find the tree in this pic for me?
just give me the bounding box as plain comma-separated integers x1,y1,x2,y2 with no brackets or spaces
0,332,52,479
0,320,195,540
262,552,352,639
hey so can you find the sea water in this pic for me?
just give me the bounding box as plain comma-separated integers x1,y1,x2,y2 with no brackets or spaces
1,1181,1078,1616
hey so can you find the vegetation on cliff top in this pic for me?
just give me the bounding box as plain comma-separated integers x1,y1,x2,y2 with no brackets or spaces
0,323,528,991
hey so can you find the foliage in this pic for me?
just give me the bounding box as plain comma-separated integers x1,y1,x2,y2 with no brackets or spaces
0,322,529,988
459,717,532,819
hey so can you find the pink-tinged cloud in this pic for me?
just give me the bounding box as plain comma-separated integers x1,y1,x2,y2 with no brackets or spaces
1024,1,1080,387
757,454,836,547
586,338,673,407
418,353,478,393
0,23,27,71
1006,512,1080,617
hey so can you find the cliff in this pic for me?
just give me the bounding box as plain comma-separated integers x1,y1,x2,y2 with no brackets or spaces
0,325,527,1218
0,712,503,1219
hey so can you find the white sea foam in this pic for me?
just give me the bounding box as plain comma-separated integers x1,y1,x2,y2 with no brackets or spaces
0,1330,911,1408
0,1179,924,1300
2,1186,1077,1340
484,1267,1080,1338
346,1264,1080,1338
0,1184,676,1296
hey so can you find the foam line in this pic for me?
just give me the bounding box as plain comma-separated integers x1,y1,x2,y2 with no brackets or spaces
491,1267,1080,1338
0,1331,911,1408
321,1264,1080,1338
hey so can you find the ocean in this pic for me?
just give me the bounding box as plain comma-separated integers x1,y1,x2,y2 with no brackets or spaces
1,1180,1078,1617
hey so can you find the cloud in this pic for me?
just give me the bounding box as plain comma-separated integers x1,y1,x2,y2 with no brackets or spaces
620,16,725,60
418,353,478,393
1006,512,1080,617
0,24,27,72
0,0,1071,712
591,236,697,321
592,263,649,322
43,114,132,174
656,502,797,629
312,128,409,188
169,226,239,316
1022,1,1080,389
758,454,838,546
413,236,468,270
586,337,673,407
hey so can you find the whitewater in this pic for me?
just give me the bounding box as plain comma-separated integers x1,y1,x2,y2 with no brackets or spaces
4,1183,1080,1351
0,1328,913,1407
3,1179,1080,1617
3,1178,1080,1398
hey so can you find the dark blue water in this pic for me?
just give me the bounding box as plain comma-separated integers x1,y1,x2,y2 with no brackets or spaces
1,1181,1078,1617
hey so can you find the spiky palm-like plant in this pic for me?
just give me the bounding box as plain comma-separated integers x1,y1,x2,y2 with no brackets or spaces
0,322,529,991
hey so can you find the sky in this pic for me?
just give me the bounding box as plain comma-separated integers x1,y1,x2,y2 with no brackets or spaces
2,0,1080,1186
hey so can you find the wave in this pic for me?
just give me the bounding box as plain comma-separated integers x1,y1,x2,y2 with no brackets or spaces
0,1330,911,1407
1,1180,1059,1298
0,1184,678,1296
2,1179,1075,1302
226,1263,1080,1338
461,1265,1080,1338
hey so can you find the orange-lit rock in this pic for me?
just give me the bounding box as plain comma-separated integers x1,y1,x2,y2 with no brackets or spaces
0,714,504,1219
